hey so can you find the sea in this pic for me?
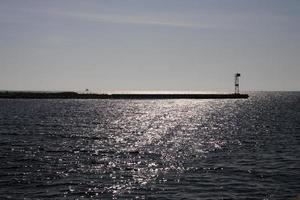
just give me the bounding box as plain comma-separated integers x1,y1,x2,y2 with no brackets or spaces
0,92,299,199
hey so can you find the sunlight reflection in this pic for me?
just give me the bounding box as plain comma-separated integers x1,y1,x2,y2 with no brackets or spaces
84,99,237,195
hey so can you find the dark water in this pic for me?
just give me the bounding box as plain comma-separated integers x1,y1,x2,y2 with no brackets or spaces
0,92,299,199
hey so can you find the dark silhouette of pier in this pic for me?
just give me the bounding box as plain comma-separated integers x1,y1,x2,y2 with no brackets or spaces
0,91,249,99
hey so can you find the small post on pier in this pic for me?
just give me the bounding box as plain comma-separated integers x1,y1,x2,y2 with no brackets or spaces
234,73,241,94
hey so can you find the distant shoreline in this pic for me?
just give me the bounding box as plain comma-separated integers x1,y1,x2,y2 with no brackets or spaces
0,91,249,99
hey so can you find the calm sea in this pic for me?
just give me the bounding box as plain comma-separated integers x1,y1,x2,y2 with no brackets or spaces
0,92,299,199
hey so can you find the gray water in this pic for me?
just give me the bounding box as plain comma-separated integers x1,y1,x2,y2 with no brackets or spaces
0,92,299,199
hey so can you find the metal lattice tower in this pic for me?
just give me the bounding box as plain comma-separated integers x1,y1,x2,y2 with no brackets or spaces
234,73,241,94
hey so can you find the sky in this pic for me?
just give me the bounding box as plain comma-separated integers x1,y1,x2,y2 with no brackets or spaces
0,0,299,92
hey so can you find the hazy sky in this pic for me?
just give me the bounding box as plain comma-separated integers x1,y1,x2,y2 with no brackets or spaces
0,0,299,92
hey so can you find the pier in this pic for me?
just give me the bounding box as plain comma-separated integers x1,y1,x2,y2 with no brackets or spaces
0,91,248,99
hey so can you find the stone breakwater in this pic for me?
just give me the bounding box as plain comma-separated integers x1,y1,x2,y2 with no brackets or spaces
0,91,249,99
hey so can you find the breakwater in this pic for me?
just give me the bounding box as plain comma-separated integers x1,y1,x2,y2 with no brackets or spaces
0,91,249,99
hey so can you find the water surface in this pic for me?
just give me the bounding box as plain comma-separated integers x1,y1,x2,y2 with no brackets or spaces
0,92,299,199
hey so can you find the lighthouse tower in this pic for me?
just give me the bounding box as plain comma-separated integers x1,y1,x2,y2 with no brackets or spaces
234,73,241,94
